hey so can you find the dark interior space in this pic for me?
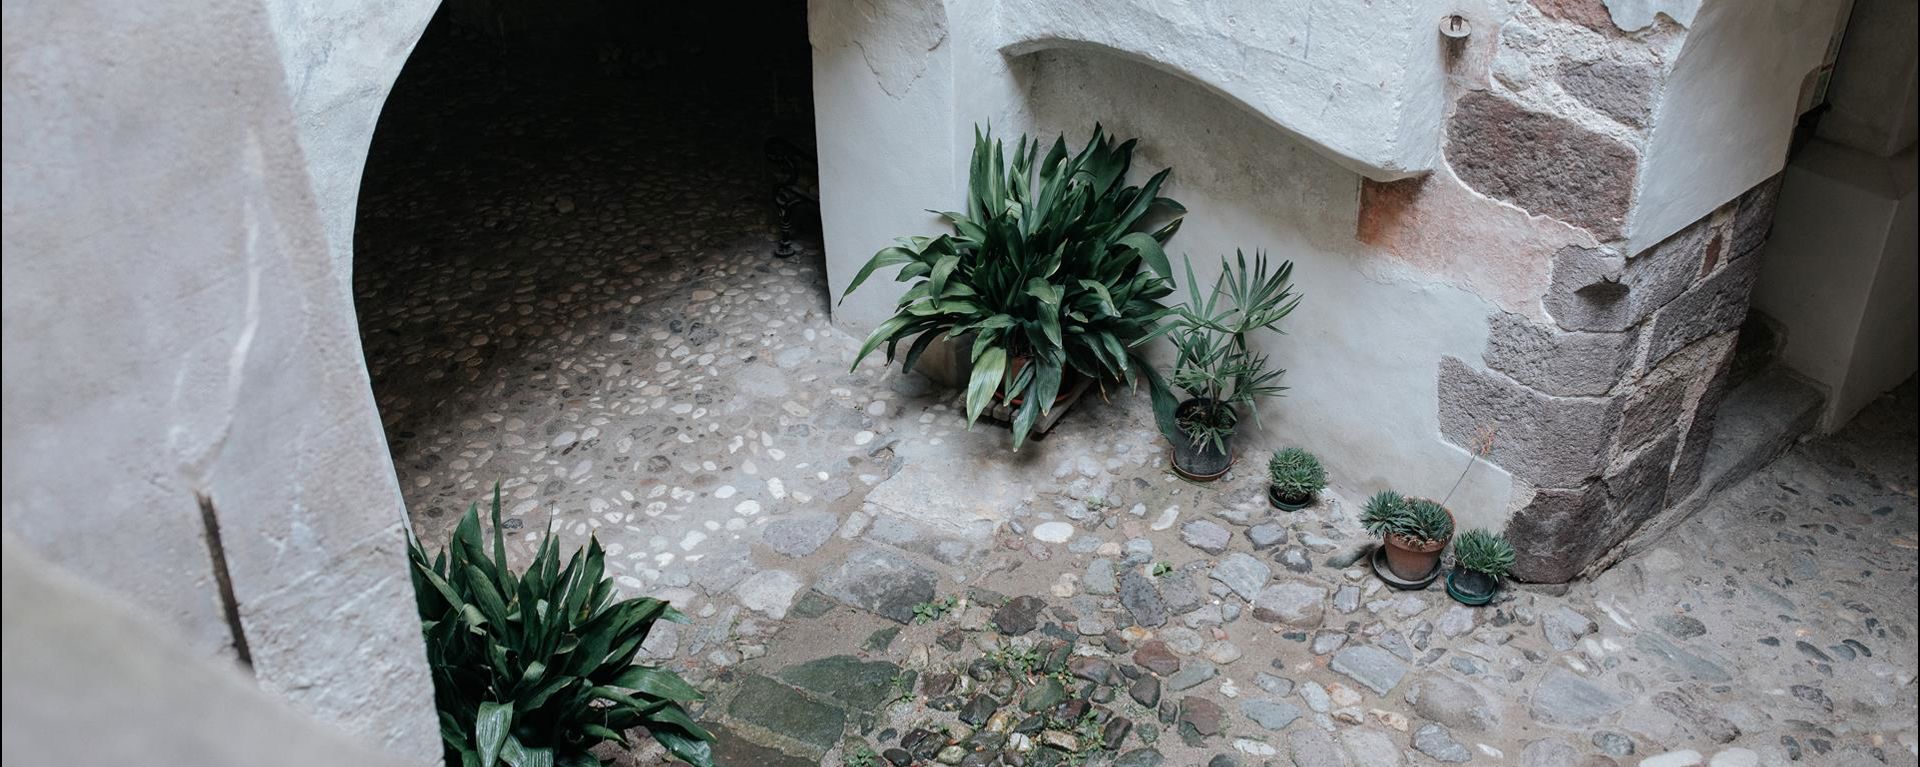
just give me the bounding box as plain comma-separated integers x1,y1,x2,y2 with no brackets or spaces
353,0,823,521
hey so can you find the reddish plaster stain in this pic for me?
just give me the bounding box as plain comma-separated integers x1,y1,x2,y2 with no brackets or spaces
1699,231,1724,277
1355,167,1589,320
1357,177,1429,246
1531,0,1622,35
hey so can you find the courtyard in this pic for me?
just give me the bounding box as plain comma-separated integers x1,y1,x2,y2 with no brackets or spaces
5,1,1918,766
351,19,1920,766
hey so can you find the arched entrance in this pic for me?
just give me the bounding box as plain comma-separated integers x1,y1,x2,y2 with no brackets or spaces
351,1,824,558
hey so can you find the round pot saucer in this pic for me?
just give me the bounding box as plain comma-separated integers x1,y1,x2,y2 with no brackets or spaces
1446,569,1496,605
1267,488,1313,511
1370,546,1441,590
1170,449,1233,482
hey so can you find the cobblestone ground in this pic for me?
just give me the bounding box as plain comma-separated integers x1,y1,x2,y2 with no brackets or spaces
357,32,1918,767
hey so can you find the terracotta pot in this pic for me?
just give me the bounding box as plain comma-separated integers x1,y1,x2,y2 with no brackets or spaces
1381,528,1452,582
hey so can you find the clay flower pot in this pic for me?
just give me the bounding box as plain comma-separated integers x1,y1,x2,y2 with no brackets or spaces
1382,532,1448,581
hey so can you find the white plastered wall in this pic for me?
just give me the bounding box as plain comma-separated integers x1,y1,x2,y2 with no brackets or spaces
1753,142,1918,429
2,0,439,758
812,0,1858,535
1624,0,1851,254
1011,50,1514,531
1751,0,1919,431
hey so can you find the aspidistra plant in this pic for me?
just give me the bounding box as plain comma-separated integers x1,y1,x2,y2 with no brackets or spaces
407,486,713,767
842,125,1186,448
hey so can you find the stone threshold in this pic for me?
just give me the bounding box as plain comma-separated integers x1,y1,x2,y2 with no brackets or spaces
1589,365,1825,574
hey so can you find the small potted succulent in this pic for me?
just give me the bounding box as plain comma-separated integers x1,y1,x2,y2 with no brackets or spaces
1446,528,1514,605
1265,447,1326,511
1361,490,1456,585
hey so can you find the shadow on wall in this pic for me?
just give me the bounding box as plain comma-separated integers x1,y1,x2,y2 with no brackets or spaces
0,535,406,767
1006,48,1514,533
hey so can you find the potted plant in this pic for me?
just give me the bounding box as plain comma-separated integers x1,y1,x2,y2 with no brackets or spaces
1154,250,1300,480
1265,447,1326,511
408,486,713,766
1446,528,1514,605
841,125,1184,449
1361,490,1456,586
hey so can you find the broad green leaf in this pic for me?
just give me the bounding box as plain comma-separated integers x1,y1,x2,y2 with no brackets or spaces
1118,232,1172,283
850,315,918,371
927,254,961,298
474,701,513,767
840,246,920,301
964,347,1007,425
580,724,628,746
654,729,715,767
498,735,553,767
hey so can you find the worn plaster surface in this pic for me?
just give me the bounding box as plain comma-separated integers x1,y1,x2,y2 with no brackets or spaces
2,0,438,759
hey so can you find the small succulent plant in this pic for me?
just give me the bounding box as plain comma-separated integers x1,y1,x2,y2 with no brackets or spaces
1360,490,1409,538
1453,529,1515,579
1403,498,1455,544
1266,447,1327,502
1360,490,1454,544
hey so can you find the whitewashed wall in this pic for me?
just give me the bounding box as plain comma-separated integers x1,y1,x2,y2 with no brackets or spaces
2,0,438,758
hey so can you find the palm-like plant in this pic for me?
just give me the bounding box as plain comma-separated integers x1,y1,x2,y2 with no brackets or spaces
408,486,713,767
842,125,1185,448
1157,250,1301,451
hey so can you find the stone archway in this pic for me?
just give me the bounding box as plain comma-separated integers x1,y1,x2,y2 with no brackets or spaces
347,2,827,553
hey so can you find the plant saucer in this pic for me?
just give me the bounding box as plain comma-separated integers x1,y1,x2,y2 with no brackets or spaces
1370,546,1441,590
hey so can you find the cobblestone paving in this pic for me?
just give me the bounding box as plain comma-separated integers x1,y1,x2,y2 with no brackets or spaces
358,30,1918,767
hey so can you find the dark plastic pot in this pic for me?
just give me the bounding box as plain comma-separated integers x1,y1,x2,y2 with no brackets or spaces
1170,398,1233,481
1446,566,1498,606
1268,486,1313,511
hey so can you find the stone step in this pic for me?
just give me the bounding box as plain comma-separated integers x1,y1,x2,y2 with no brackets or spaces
1600,365,1824,569
1694,366,1825,499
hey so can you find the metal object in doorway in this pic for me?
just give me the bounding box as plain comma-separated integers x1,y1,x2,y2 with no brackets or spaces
765,137,817,259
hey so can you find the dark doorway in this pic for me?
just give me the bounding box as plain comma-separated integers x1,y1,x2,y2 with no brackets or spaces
354,0,821,537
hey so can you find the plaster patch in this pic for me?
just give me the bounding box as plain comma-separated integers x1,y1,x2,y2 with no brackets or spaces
1356,167,1580,319
1604,0,1701,31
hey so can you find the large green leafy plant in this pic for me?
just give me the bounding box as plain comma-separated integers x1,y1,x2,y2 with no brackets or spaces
842,125,1185,448
1160,250,1300,451
408,487,713,767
